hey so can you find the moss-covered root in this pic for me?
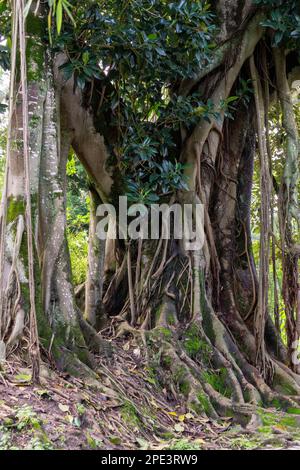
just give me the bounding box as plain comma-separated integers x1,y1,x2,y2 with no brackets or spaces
161,346,218,418
77,310,113,357
160,343,266,427
197,292,300,409
108,312,300,420
181,321,262,406
153,320,300,425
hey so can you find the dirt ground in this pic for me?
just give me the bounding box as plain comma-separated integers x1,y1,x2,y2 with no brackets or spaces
1,340,300,450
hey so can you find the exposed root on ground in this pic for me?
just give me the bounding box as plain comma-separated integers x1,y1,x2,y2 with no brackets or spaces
1,338,300,450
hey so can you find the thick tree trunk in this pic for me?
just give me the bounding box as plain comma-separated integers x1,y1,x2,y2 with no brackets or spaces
0,5,47,361
69,2,300,417
0,5,101,373
37,54,91,368
274,48,300,372
84,187,106,329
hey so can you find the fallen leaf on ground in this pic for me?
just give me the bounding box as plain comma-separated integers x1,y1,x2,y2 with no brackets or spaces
174,423,185,432
58,403,70,413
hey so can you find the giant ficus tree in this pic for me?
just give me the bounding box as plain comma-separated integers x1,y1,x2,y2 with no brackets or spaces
0,0,299,419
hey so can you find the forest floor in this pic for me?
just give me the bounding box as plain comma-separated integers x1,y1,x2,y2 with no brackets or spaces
1,337,300,450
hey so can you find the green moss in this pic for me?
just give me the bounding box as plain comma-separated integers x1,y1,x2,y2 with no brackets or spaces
179,380,190,396
173,365,190,396
144,365,159,386
190,401,203,415
270,398,282,410
257,408,299,433
167,312,175,326
280,416,298,427
230,436,260,450
272,376,298,395
54,317,90,366
197,392,211,415
243,388,252,403
185,324,199,338
184,337,202,357
161,432,175,440
155,304,163,322
184,324,201,357
258,410,277,427
257,425,273,434
183,323,212,363
155,326,172,339
280,382,297,395
287,408,300,415
174,365,186,383
202,368,230,398
202,310,215,344
168,439,202,450
121,401,141,427
6,197,25,223
225,408,234,418
162,355,172,367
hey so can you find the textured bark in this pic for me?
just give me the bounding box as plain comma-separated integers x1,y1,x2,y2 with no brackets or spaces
84,188,106,329
0,6,98,372
75,5,300,415
55,54,113,202
0,6,47,360
274,48,300,372
38,54,91,367
250,54,272,376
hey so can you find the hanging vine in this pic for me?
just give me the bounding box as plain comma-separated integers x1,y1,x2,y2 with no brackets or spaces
0,0,40,380
274,47,300,372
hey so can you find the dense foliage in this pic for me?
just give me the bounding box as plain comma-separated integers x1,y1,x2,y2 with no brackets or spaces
255,0,300,47
51,0,218,203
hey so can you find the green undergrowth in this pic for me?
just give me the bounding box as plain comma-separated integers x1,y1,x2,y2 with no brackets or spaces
0,405,53,450
257,407,300,434
202,368,230,398
167,438,203,450
121,401,141,428
1,366,300,450
183,323,212,363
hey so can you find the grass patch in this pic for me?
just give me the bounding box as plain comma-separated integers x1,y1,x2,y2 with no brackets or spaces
168,439,202,450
